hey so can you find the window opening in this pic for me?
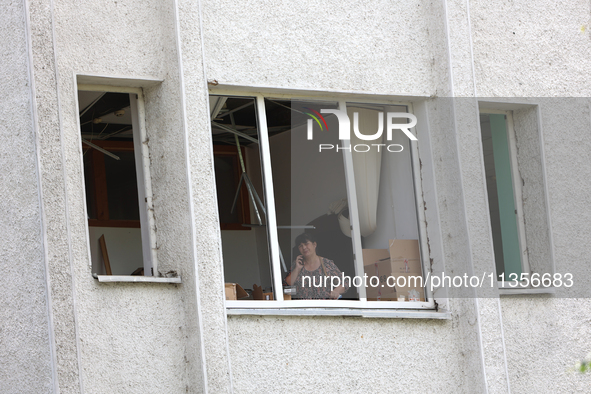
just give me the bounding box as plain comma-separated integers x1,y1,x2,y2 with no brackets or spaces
268,99,357,300
79,90,153,276
480,113,524,280
210,96,273,296
345,103,425,302
211,93,430,308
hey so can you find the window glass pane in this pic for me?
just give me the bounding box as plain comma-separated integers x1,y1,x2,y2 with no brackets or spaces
78,90,147,276
266,99,357,300
211,96,273,300
214,154,242,225
104,151,140,221
215,96,427,304
480,114,522,280
345,103,425,302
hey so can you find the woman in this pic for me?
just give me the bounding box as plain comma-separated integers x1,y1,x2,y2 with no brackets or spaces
284,232,348,299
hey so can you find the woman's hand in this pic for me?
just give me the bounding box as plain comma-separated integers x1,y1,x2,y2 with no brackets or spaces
329,288,343,300
295,255,305,267
285,256,305,286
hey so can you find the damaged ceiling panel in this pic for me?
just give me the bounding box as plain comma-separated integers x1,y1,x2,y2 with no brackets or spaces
78,91,133,141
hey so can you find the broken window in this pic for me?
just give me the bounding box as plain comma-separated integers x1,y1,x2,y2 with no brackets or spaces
79,89,154,276
211,93,431,309
480,111,530,284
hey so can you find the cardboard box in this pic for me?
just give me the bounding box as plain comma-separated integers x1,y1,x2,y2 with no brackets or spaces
362,249,396,300
363,273,426,302
225,283,248,300
389,239,422,275
362,249,391,266
362,241,425,301
252,284,275,300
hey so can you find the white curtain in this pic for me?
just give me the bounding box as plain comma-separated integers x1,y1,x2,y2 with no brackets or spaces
347,106,383,237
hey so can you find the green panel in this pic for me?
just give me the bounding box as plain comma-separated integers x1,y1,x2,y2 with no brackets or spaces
489,114,522,277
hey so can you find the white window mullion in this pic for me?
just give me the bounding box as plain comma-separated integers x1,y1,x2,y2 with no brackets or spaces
408,103,432,302
255,95,284,301
130,92,156,275
339,100,367,302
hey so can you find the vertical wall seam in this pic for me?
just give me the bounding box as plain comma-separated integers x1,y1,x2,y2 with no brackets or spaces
534,106,556,277
497,297,512,393
465,0,478,98
23,0,59,391
442,0,455,94
48,0,85,391
196,0,236,390
466,1,511,389
172,0,210,391
442,0,488,392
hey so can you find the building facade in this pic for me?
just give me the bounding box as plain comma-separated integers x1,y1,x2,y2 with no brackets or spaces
2,0,591,392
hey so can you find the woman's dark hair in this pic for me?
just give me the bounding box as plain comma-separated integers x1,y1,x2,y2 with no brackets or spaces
295,232,317,247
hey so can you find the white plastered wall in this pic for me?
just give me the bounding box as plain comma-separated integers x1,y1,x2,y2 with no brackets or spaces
8,0,591,392
202,1,591,393
200,0,493,393
470,1,591,392
0,1,54,392
21,0,209,391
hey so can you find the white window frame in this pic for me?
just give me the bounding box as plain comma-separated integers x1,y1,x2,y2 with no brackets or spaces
479,109,530,288
77,84,157,276
213,90,436,311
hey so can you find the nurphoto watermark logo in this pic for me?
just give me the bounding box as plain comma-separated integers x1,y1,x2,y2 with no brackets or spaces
304,108,418,153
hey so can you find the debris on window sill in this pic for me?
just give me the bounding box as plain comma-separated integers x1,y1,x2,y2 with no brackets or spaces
92,273,181,284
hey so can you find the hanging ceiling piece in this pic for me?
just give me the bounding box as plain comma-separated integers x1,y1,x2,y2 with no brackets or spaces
78,91,133,141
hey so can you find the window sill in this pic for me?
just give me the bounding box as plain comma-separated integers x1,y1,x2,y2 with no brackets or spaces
92,274,181,284
499,287,556,296
226,308,451,319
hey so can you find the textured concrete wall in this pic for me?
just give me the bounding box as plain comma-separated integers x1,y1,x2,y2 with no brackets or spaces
0,1,54,392
201,0,496,392
512,106,551,277
419,97,490,393
471,1,591,391
177,0,234,390
228,315,466,393
501,297,591,393
22,0,208,391
7,0,591,392
499,100,591,392
201,0,435,96
204,1,591,393
470,0,591,97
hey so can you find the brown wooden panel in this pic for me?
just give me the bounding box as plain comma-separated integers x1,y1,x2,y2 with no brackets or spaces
91,149,109,221
88,219,141,228
213,145,251,230
98,234,112,275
